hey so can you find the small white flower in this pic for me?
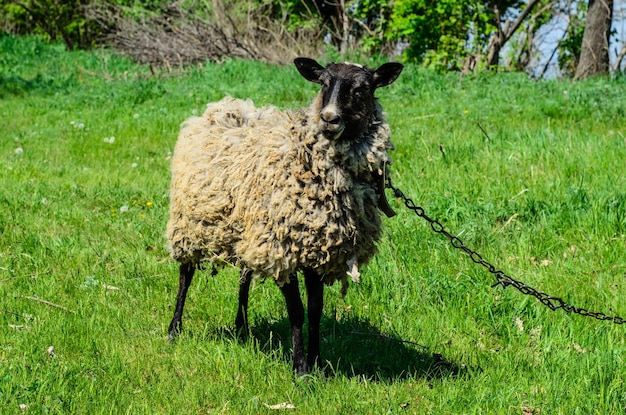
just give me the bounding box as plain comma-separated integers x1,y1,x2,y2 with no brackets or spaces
514,316,524,332
131,163,138,168
19,403,28,412
77,123,85,129
15,147,23,155
104,137,115,144
120,205,129,213
41,198,48,205
133,113,139,119
47,345,55,357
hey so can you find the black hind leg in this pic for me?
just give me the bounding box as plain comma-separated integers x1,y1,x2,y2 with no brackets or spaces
304,268,324,369
168,262,195,341
235,270,252,339
278,275,306,375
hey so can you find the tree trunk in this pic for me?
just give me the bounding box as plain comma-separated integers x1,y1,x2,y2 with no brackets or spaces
339,0,350,54
486,0,541,69
574,0,613,80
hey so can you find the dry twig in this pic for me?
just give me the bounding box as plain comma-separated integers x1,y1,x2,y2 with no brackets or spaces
18,295,75,314
83,1,323,68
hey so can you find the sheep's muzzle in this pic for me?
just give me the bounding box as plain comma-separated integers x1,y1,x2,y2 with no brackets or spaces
320,105,344,138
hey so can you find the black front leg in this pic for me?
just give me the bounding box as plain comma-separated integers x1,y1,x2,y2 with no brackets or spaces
168,262,195,341
304,268,324,370
235,270,252,339
278,275,306,375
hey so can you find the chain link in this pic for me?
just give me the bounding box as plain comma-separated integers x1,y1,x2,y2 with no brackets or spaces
386,179,626,325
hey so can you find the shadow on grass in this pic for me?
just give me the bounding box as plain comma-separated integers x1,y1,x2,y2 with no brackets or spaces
0,74,56,98
244,316,464,381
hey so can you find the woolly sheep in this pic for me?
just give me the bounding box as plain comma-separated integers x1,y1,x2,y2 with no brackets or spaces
166,57,403,375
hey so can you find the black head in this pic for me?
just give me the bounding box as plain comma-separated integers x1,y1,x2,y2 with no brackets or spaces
294,58,403,140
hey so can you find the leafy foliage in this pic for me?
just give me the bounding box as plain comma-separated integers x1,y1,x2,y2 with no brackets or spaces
356,0,526,70
0,0,551,72
0,0,102,49
389,0,474,68
0,0,623,76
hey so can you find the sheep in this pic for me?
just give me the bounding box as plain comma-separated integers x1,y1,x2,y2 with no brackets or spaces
166,57,403,375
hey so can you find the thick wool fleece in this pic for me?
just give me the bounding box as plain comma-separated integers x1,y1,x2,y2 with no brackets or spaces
166,96,393,292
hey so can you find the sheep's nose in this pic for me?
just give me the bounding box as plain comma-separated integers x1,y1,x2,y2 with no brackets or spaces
321,108,341,125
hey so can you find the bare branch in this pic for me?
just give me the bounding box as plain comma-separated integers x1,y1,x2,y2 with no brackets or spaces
614,44,626,72
83,0,324,67
504,0,542,44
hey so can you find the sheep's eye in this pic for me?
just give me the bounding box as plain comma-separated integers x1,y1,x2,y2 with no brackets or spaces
353,85,368,95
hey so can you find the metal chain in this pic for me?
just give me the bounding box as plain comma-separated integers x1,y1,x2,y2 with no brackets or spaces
386,178,626,325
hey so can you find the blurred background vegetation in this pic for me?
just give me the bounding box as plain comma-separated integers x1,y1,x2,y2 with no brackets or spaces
0,0,624,77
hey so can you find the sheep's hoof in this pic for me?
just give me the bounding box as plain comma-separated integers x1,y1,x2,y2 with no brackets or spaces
295,373,316,384
234,328,249,343
167,327,181,343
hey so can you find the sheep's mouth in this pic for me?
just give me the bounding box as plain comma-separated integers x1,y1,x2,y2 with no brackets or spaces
322,121,345,138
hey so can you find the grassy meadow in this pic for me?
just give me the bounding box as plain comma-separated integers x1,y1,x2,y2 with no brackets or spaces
1,35,626,414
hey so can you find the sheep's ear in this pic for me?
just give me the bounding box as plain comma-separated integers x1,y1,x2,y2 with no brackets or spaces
294,57,325,84
373,62,404,88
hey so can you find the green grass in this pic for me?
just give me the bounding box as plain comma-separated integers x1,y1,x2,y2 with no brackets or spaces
2,34,626,414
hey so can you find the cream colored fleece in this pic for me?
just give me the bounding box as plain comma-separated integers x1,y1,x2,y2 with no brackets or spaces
166,95,393,293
